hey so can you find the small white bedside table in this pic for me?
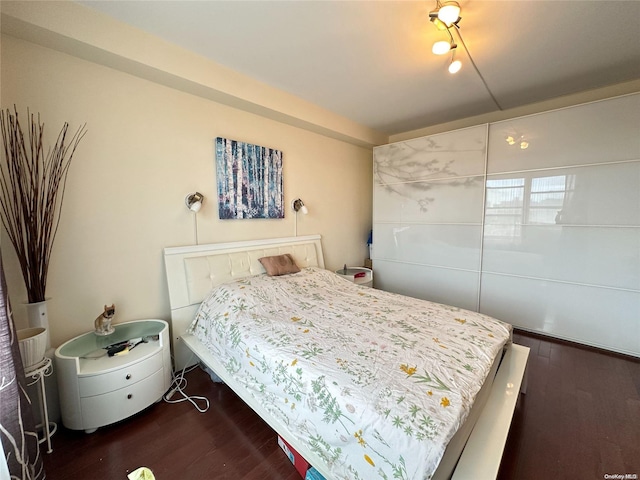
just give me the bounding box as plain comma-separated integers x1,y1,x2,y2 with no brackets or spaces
335,266,373,288
54,319,171,433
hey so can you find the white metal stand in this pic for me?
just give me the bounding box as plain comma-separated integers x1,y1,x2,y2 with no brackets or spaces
24,356,57,453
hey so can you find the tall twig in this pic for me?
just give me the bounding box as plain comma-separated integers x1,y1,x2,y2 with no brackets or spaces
0,106,86,303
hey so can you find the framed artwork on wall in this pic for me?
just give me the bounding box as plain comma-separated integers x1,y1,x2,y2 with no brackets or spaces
215,137,284,219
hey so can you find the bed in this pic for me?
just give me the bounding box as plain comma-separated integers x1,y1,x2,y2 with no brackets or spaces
164,234,529,479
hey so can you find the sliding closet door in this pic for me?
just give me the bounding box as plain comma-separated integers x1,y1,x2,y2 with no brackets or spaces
481,94,640,356
372,125,488,311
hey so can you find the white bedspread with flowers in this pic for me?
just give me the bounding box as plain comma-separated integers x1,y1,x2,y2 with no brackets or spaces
188,267,512,480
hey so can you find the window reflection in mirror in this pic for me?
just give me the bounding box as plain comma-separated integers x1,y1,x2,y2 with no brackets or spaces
485,174,573,239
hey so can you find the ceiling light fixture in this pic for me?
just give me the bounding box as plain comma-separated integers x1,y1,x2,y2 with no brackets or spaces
432,40,453,55
432,26,458,56
448,58,462,74
436,2,461,26
428,0,503,109
429,1,463,73
429,1,461,28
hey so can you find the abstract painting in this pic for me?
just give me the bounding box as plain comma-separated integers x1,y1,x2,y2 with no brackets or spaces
215,137,284,219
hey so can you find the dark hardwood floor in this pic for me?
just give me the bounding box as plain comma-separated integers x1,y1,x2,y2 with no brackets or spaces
42,369,300,480
43,330,639,480
499,331,639,480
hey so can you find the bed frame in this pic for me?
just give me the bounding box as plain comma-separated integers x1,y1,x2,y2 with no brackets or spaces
163,234,529,479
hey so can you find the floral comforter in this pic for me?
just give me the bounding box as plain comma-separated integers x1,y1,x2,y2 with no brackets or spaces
188,267,512,480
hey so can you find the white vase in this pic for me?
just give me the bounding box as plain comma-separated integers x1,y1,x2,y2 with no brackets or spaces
26,300,50,350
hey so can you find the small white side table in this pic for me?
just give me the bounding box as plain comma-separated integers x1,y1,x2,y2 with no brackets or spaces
335,266,373,288
24,357,57,453
55,319,171,433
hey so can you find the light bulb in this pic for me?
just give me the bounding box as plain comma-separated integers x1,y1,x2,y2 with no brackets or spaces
520,141,529,149
300,205,309,215
431,17,448,31
438,4,461,26
185,192,204,212
432,40,452,55
448,59,462,74
506,136,515,145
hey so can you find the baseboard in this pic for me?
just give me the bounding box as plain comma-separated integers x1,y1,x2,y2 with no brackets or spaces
513,328,639,362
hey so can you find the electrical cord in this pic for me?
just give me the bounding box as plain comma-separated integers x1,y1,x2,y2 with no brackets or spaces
453,27,503,112
163,353,210,413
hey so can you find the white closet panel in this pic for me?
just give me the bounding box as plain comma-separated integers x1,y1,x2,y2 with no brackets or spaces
488,94,640,173
483,226,640,291
374,125,487,184
480,273,640,357
374,177,485,224
482,160,640,291
373,124,488,311
374,260,479,312
483,94,640,356
375,224,482,271
485,162,640,227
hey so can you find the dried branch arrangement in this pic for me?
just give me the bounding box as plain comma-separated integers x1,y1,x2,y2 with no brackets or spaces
0,106,86,303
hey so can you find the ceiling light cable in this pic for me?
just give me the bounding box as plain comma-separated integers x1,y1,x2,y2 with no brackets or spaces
452,28,503,111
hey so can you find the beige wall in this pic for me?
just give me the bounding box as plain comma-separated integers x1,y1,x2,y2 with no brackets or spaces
1,33,373,347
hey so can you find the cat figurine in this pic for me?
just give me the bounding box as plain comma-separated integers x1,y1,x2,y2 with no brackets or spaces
94,304,116,336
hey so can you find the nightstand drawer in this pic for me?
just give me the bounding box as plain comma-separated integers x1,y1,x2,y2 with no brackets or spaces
78,351,162,397
80,369,165,430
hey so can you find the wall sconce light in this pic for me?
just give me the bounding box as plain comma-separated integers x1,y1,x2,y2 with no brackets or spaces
185,192,204,245
291,198,308,237
185,192,204,212
291,198,308,215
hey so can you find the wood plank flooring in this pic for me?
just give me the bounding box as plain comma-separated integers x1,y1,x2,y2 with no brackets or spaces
499,331,639,480
43,330,640,479
42,369,300,480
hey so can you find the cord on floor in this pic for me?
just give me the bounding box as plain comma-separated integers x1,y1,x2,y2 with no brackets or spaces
163,354,210,413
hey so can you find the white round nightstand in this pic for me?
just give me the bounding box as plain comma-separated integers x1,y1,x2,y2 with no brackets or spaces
54,319,171,433
335,266,373,288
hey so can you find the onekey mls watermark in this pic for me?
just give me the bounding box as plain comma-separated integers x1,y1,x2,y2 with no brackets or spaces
604,474,638,480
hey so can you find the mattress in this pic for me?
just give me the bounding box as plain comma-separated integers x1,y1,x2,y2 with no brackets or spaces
188,267,512,479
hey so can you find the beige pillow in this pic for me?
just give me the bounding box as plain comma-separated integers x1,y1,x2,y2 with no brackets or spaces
259,254,301,276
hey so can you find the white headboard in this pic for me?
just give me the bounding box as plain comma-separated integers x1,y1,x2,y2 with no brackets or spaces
163,234,324,370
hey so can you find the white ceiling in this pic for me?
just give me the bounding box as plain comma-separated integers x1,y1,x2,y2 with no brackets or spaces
79,1,640,136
